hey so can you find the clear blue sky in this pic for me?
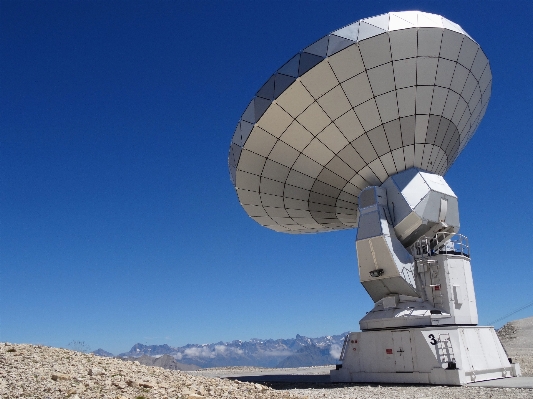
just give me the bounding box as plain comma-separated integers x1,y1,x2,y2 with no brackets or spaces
1,1,532,355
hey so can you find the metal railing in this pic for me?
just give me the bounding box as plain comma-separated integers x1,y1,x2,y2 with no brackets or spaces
411,232,470,259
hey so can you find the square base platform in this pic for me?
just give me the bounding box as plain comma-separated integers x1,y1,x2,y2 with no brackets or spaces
330,326,521,385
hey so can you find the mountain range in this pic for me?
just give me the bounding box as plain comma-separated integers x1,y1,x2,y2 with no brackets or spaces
93,333,348,368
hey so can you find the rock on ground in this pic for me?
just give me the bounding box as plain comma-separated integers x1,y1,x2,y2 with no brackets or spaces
0,343,300,399
497,316,533,377
2,334,532,399
268,381,533,399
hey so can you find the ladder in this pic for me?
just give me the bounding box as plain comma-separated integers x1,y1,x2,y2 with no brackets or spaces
437,333,456,366
429,261,443,306
338,334,350,363
415,258,442,306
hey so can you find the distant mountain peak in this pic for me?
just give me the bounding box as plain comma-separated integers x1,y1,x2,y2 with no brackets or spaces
116,332,349,368
92,348,114,357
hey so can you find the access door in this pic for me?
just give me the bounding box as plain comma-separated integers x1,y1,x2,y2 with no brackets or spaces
392,330,414,372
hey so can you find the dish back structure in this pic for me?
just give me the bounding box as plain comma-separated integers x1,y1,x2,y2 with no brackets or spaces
229,11,491,234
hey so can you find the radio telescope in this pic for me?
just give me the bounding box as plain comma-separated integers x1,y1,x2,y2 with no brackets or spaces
228,11,520,385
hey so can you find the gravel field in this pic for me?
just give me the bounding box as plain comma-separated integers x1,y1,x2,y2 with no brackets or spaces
2,341,532,399
266,381,533,398
0,343,298,399
497,316,533,377
191,366,533,399
2,317,531,398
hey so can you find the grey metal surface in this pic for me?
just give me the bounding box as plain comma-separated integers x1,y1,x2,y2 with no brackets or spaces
380,168,460,247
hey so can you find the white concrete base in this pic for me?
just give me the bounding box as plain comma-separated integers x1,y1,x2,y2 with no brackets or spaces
330,326,521,385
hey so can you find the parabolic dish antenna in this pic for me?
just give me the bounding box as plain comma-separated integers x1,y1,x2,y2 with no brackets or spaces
228,11,520,385
228,11,491,234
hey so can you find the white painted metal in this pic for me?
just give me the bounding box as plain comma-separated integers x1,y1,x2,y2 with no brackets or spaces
333,168,520,384
229,9,513,387
356,169,462,305
331,326,521,385
229,12,491,234
359,253,478,330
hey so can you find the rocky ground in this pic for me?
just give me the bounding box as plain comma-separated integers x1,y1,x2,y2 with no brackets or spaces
2,342,532,399
121,355,199,372
190,366,533,399
497,316,533,377
2,317,532,398
0,343,299,399
267,382,532,398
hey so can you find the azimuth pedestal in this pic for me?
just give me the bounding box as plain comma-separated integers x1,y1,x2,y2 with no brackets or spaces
331,325,520,385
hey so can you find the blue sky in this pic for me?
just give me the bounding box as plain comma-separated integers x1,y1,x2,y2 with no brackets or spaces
1,1,532,355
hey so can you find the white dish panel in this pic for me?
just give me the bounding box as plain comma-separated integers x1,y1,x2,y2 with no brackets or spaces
230,11,491,233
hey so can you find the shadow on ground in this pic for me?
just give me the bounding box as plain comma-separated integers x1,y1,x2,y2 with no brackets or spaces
228,379,433,390
228,378,533,390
